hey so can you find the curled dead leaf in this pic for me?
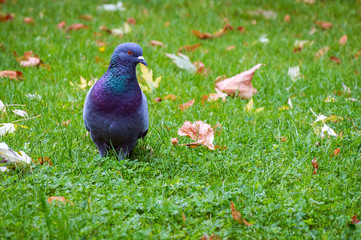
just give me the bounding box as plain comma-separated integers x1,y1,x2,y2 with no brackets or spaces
171,138,179,145
150,40,164,47
192,30,212,40
66,23,89,31
315,21,333,29
194,61,210,75
177,120,215,150
339,35,347,45
0,70,23,80
330,56,340,64
24,17,34,24
230,201,253,226
57,21,66,29
179,99,195,111
215,64,262,99
127,17,136,25
178,43,202,52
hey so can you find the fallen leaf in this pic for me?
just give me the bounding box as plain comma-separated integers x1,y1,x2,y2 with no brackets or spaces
33,157,52,166
312,158,318,175
330,56,340,64
171,138,179,145
324,96,336,102
284,14,291,22
315,46,329,59
355,50,361,59
294,40,314,52
332,148,340,157
179,99,195,111
303,0,316,4
350,215,360,225
62,120,71,127
97,2,125,11
278,105,289,111
288,66,302,81
248,9,277,19
138,64,162,93
178,44,202,52
66,23,89,31
315,21,333,29
236,26,245,33
320,124,337,138
0,13,14,22
182,213,186,222
24,17,34,24
12,109,28,118
192,21,233,40
20,57,41,67
70,76,95,90
79,15,92,21
99,25,112,34
26,93,42,100
111,23,132,36
276,136,287,142
0,100,6,115
244,98,254,112
99,46,105,52
215,64,262,99
208,88,227,102
0,142,31,164
0,70,23,80
150,40,164,47
194,61,210,75
0,166,8,172
192,30,212,40
127,17,136,25
154,97,162,102
166,53,196,73
339,35,347,45
0,123,15,136
230,201,253,226
164,21,170,27
164,94,178,101
200,235,221,240
309,26,317,35
177,120,215,150
226,45,235,51
57,21,66,29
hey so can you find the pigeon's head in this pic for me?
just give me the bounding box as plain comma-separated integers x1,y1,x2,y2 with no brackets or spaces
111,42,147,67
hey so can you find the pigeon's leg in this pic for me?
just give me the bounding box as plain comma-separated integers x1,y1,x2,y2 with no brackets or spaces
95,142,108,157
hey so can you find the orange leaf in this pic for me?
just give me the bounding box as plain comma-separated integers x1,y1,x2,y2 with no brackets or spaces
127,17,136,25
57,21,66,29
330,56,340,64
226,45,235,51
215,64,262,99
164,94,178,101
194,61,210,76
33,157,53,166
339,35,347,45
154,97,162,102
182,213,186,222
230,201,253,226
315,21,333,29
24,17,34,24
0,70,23,80
0,13,14,22
171,138,179,145
178,120,215,150
192,30,213,39
66,23,89,31
332,148,341,157
179,99,195,111
150,40,164,47
284,14,291,22
236,26,245,33
79,15,93,21
178,43,202,52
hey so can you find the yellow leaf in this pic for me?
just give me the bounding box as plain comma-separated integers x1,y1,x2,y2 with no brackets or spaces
99,46,105,52
278,106,289,111
255,107,264,112
244,98,254,112
139,64,162,93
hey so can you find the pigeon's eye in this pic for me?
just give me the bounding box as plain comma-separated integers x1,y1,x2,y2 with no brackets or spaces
127,50,132,55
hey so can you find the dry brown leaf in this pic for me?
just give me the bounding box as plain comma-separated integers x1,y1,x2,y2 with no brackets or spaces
179,99,195,111
154,97,162,103
99,25,112,34
230,201,253,226
315,21,333,29
215,64,262,99
194,61,210,75
0,70,23,80
47,196,73,205
178,43,202,52
200,235,221,240
150,40,164,47
57,21,66,29
79,15,93,21
284,14,291,22
178,120,215,150
330,56,340,64
66,23,89,31
192,30,213,39
20,57,41,67
315,46,329,59
127,17,136,25
312,158,318,175
171,138,179,145
339,35,347,45
96,40,105,46
332,148,341,157
32,157,52,166
355,51,361,59
226,45,235,51
236,26,245,33
0,13,14,22
24,17,34,24
192,21,233,40
164,94,178,101
208,89,227,102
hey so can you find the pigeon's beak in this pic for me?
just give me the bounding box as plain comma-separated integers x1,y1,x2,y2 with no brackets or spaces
137,56,147,66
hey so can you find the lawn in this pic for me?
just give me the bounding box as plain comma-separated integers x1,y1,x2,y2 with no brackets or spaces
1,0,361,239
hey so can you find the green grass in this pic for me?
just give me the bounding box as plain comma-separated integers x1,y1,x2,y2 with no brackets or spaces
1,0,361,239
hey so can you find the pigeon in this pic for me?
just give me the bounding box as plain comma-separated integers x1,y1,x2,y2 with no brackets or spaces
83,42,149,159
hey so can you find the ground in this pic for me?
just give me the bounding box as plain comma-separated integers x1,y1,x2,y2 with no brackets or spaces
1,0,361,239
